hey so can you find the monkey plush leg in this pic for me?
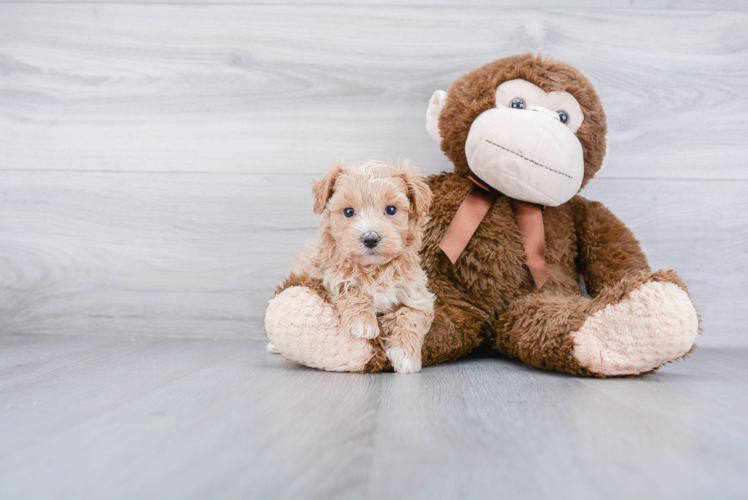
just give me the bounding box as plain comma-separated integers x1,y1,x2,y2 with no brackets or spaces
264,286,389,373
494,270,698,377
420,299,489,367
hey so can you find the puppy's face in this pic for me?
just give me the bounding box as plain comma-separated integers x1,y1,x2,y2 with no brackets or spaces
313,161,431,266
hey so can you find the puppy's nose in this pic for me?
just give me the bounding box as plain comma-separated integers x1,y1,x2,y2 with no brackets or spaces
362,232,380,249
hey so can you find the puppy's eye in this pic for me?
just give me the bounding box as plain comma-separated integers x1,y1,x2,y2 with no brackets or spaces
343,208,355,218
385,206,397,216
510,98,526,110
557,110,569,124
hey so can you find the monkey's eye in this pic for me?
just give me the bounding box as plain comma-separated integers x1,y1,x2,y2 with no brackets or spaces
557,111,569,124
385,206,397,216
510,98,526,110
343,208,355,218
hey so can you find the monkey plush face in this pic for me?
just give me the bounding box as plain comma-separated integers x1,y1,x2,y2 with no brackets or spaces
426,54,608,206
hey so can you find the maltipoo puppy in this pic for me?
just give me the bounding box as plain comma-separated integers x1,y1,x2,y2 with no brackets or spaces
270,160,435,373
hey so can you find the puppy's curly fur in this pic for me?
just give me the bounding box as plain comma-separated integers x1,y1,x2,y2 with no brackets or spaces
285,160,435,373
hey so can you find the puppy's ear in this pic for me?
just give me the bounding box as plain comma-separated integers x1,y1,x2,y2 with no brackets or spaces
398,160,432,219
312,162,345,214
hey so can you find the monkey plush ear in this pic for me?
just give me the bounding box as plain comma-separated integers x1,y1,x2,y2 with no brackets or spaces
312,162,345,214
398,160,433,219
598,136,610,173
426,90,447,144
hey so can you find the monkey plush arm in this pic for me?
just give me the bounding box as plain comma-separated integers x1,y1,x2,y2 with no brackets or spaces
569,195,651,298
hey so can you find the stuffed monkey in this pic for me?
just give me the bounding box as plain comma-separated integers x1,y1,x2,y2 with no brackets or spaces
264,54,699,376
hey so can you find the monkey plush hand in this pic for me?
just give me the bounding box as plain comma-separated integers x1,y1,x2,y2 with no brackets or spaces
265,54,699,376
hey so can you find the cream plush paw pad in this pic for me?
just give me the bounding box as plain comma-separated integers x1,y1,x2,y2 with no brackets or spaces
265,286,375,372
572,281,698,376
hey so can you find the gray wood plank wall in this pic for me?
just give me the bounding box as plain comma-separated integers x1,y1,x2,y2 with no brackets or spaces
1,3,746,345
6,1,748,9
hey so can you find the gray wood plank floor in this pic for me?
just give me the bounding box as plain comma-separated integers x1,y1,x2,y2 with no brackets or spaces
1,336,746,500
1,4,747,498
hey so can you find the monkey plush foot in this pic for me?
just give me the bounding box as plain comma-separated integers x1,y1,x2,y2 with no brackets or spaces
572,280,698,376
264,286,385,372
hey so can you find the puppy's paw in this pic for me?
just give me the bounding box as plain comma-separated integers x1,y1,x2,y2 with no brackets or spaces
347,319,380,340
386,346,422,374
266,341,280,354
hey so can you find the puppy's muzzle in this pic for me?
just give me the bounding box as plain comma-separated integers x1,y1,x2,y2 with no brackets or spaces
362,232,380,249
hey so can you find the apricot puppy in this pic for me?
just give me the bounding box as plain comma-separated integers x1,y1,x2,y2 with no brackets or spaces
277,160,435,373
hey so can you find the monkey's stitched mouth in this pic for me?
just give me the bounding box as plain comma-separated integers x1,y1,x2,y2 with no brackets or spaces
485,140,573,179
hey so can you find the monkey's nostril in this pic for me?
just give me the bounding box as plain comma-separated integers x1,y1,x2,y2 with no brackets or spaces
362,232,380,249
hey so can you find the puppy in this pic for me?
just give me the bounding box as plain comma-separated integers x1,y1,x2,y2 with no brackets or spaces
271,160,435,373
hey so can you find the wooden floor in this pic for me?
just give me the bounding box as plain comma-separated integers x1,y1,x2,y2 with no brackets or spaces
0,335,746,499
2,1,748,498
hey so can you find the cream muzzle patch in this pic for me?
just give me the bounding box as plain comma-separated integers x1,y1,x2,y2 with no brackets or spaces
464,79,586,207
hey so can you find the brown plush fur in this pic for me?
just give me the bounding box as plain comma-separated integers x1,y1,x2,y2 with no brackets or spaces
355,54,697,376
439,53,607,189
289,160,435,373
274,54,697,377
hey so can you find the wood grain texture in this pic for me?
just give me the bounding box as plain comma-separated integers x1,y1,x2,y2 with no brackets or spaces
1,170,745,345
0,171,314,339
4,0,748,10
1,5,747,180
1,5,745,499
0,4,745,347
1,336,746,500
